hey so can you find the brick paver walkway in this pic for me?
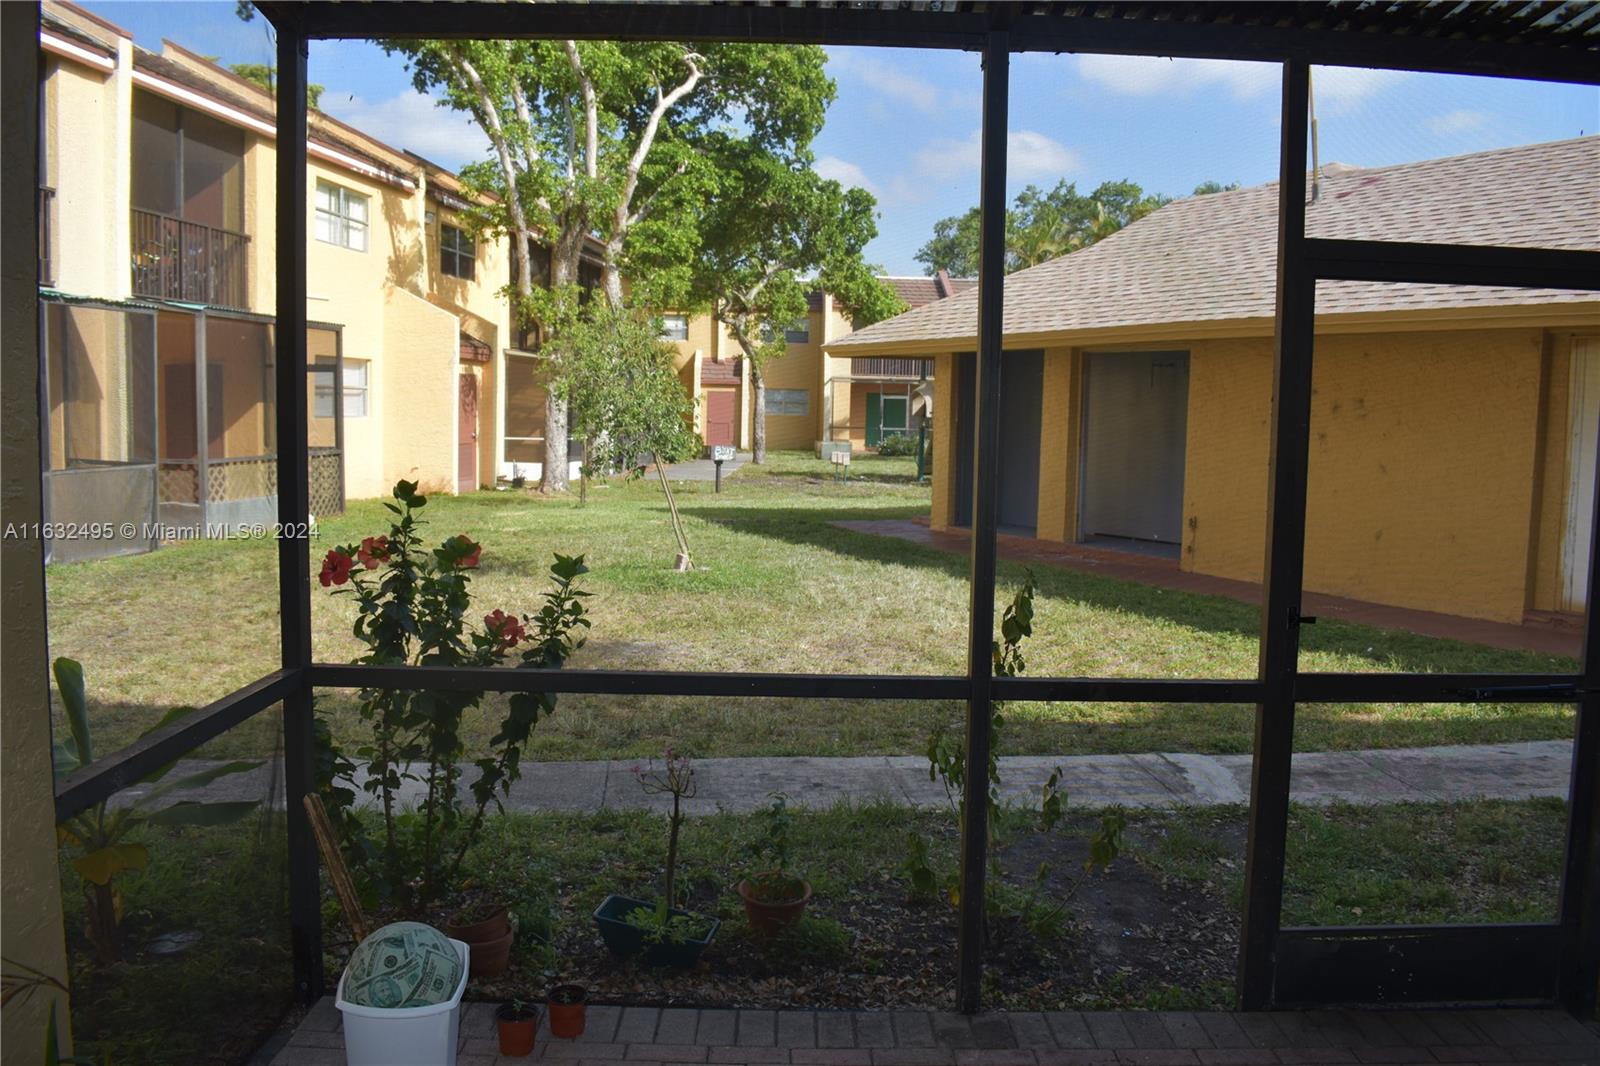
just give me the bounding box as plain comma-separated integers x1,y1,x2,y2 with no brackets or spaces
265,1000,1600,1066
834,519,1583,658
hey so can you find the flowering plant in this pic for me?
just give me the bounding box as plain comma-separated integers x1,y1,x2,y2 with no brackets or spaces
320,479,589,908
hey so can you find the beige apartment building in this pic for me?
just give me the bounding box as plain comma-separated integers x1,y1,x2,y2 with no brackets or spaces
664,273,972,454
37,0,525,561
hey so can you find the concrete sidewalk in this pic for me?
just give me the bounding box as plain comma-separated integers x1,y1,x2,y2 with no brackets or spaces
116,740,1573,814
661,451,752,481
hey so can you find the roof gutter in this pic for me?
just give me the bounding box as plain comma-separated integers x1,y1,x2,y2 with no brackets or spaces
40,29,116,71
131,68,418,191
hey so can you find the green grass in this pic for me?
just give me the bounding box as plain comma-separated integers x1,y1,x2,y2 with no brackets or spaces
1134,798,1568,925
45,450,1575,761
53,779,1563,1056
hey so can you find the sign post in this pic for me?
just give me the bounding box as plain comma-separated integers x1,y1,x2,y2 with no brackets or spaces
709,444,734,493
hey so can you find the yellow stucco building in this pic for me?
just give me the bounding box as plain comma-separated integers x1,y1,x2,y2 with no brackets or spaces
37,0,521,561
831,137,1600,625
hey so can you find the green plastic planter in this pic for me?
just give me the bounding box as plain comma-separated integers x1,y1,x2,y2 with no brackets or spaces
593,894,719,969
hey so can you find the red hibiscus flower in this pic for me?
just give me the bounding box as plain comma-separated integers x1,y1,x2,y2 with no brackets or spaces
483,609,526,650
356,535,390,569
457,535,481,569
319,549,355,587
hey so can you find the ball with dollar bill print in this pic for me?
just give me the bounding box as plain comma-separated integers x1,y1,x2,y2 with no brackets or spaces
343,922,462,1009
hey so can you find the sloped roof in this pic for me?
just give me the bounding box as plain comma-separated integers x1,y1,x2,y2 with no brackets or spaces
832,136,1599,353
882,271,979,309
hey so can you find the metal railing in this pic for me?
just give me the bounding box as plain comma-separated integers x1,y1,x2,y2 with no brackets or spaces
851,356,929,378
131,208,251,309
38,186,54,285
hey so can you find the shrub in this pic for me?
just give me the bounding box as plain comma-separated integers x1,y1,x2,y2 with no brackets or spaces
875,432,918,457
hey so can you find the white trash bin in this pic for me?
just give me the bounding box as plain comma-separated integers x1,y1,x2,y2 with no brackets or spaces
336,937,468,1066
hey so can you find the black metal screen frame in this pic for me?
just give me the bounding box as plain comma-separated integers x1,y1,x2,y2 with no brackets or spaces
42,1,1600,1015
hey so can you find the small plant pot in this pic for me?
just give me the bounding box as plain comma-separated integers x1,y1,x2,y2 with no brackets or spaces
737,876,813,935
447,904,514,979
495,1003,538,1057
547,984,588,1039
592,894,720,969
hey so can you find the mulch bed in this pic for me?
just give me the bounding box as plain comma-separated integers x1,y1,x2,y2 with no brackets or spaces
464,814,1241,1012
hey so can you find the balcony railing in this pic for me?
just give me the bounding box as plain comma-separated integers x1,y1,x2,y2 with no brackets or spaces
851,357,929,378
131,208,250,310
39,186,54,285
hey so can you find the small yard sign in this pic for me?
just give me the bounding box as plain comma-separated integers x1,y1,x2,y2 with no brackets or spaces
710,445,735,463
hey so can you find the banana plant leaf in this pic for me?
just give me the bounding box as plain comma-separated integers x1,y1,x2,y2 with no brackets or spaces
71,843,149,886
139,760,262,805
51,658,90,774
144,800,260,827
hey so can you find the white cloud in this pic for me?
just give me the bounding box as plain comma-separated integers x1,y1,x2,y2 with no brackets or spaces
814,155,880,196
912,129,1080,182
1076,54,1276,100
1074,54,1406,114
826,49,979,115
320,91,490,169
1427,108,1492,135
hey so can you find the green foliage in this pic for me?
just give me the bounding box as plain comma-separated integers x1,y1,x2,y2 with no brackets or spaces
764,914,851,964
874,433,919,457
915,178,1199,275
226,63,324,108
622,902,712,945
1192,180,1241,196
746,792,807,900
317,482,590,909
633,749,697,908
562,303,700,475
909,572,1122,931
635,135,904,461
51,658,261,964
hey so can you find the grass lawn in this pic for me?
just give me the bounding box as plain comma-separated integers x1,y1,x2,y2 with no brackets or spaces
45,450,1575,761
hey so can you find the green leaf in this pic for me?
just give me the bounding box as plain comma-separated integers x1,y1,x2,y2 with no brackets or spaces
145,800,260,827
140,760,262,804
52,657,90,770
72,843,149,885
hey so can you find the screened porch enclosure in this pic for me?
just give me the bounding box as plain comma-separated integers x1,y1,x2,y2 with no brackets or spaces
41,298,345,563
23,0,1597,1039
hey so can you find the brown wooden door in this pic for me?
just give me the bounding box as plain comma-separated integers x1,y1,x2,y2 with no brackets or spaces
458,373,478,490
704,388,735,447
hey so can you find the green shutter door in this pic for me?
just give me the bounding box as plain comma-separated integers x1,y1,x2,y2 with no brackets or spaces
881,395,908,439
866,392,882,447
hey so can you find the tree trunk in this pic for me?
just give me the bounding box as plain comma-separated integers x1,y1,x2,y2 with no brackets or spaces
543,396,569,493
601,259,625,308
750,366,767,464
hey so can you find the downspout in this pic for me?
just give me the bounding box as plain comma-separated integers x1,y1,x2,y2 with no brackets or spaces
1308,69,1321,204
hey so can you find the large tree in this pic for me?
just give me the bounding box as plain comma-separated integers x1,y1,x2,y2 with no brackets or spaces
915,178,1237,276
388,40,832,491
640,142,903,464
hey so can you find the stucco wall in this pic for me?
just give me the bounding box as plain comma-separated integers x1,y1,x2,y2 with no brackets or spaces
759,304,827,451
932,326,1577,623
5,12,73,1059
380,286,458,496
43,54,127,298
930,352,957,530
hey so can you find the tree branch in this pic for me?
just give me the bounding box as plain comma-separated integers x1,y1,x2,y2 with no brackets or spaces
562,41,599,181
615,51,702,235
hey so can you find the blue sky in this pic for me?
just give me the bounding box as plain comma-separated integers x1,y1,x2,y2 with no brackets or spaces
85,2,1598,275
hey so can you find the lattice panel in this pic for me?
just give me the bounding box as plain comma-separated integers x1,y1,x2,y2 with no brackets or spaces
309,450,344,517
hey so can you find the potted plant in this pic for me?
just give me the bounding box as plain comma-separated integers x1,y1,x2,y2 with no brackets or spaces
594,749,720,968
547,984,588,1039
495,998,538,1057
445,895,514,978
736,792,812,935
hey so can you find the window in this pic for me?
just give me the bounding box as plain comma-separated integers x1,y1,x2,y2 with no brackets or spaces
315,180,369,251
766,388,809,416
760,320,810,344
313,357,368,418
659,314,689,341
440,223,475,280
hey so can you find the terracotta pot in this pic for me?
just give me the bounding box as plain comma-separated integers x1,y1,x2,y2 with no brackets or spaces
446,903,510,943
547,984,588,1039
447,904,514,978
737,876,812,935
496,1003,538,1057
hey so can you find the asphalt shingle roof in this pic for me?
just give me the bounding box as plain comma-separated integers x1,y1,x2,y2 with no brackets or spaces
831,136,1599,352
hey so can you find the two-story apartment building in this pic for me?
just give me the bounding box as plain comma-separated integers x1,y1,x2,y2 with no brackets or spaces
662,272,973,455
37,0,519,561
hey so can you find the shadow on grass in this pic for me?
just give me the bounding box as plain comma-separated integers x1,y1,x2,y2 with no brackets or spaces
677,503,1573,677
